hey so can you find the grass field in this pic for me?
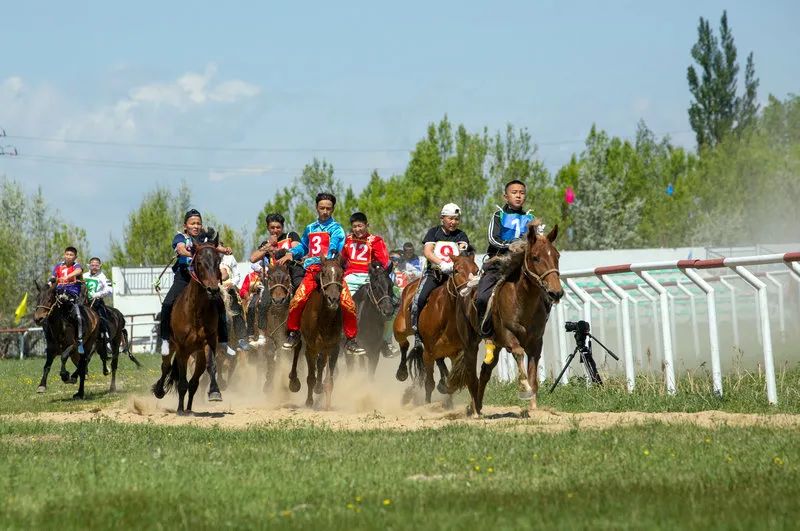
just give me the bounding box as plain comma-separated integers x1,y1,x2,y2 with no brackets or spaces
2,355,800,529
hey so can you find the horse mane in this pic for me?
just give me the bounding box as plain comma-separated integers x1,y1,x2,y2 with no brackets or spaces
488,240,528,277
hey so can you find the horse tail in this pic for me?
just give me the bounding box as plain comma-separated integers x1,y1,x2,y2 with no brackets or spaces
121,328,142,367
408,342,425,382
162,355,180,394
447,352,469,393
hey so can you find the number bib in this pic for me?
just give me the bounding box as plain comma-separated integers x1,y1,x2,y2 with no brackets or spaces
276,238,293,250
308,232,331,258
499,212,533,241
85,277,99,298
346,239,371,266
433,241,460,263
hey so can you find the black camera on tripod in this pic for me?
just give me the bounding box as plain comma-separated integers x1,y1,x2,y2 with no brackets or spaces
549,319,619,393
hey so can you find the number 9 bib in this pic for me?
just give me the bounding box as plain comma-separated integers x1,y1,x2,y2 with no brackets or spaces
308,232,331,258
433,241,460,262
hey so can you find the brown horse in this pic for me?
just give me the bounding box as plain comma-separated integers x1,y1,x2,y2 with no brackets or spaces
151,233,223,415
33,281,100,399
450,223,563,416
288,257,345,409
260,262,292,392
393,255,479,404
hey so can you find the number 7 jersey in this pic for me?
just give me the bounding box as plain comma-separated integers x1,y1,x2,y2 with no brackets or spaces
343,233,390,275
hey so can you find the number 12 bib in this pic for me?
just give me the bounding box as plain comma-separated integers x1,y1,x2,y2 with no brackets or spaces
308,232,331,258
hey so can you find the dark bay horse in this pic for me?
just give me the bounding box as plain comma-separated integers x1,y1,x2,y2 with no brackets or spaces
260,262,292,392
33,282,100,399
349,261,395,378
288,257,344,409
90,301,141,392
450,223,563,415
393,255,478,404
152,233,223,415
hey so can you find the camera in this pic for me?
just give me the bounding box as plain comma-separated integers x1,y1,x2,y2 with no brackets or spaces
565,320,590,334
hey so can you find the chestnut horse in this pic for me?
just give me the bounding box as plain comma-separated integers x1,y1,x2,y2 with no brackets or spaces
33,281,100,399
393,254,478,404
288,256,345,409
151,232,223,415
260,262,292,392
450,223,563,415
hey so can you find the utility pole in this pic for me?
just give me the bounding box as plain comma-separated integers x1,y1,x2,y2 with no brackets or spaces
0,128,19,156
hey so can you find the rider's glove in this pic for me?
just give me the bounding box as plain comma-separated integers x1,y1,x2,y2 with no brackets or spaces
439,261,454,274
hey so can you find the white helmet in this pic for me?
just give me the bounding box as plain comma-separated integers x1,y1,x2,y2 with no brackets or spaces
440,203,461,217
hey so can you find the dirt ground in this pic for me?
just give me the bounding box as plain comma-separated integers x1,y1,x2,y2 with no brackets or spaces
6,353,800,432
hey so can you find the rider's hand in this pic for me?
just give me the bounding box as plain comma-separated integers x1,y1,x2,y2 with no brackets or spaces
439,260,454,273
277,254,292,265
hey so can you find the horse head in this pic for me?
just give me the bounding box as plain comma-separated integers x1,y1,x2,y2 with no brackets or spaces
524,222,563,302
191,228,222,299
267,262,292,306
318,256,344,310
33,280,56,325
367,260,395,318
451,253,479,290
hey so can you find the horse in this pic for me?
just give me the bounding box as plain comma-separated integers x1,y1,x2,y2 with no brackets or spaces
260,262,292,392
151,232,224,415
287,256,345,409
449,223,563,416
348,261,396,378
215,285,247,389
33,281,100,399
89,301,141,392
393,254,479,404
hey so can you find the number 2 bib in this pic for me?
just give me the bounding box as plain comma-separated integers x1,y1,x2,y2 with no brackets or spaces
433,241,460,263
499,212,533,241
308,232,331,258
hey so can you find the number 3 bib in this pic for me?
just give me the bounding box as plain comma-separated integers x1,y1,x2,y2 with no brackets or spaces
308,232,331,258
433,241,460,262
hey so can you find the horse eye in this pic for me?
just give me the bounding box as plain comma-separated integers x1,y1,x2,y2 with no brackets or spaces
532,256,541,262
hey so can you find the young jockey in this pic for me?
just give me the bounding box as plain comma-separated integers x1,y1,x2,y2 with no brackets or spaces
51,246,86,354
86,257,113,351
159,209,236,356
250,212,303,289
342,212,396,356
475,179,536,346
410,203,471,352
220,250,251,353
279,193,365,354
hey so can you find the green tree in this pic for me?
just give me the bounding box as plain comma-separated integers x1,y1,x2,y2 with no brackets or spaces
110,187,175,266
687,10,759,149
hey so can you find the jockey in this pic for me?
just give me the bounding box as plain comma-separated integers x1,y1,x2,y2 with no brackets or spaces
85,257,113,352
476,179,537,343
279,192,365,354
342,212,396,357
51,246,86,354
239,261,263,300
250,212,304,290
158,209,237,357
220,250,251,353
241,262,265,343
410,203,471,352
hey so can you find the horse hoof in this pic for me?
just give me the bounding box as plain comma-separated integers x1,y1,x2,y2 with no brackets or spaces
314,383,323,395
36,386,46,394
208,391,223,402
518,391,533,401
396,367,409,382
289,378,301,393
109,386,117,393
72,392,84,400
69,377,78,385
60,373,70,384
436,380,448,395
305,398,314,408
177,410,192,417
103,368,110,376
152,386,165,399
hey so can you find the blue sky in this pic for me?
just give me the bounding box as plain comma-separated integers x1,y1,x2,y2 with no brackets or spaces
1,0,798,256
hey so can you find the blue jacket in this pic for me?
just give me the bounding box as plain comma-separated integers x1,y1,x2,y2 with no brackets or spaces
291,217,346,269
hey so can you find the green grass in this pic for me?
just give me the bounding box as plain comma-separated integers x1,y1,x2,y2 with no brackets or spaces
1,420,799,529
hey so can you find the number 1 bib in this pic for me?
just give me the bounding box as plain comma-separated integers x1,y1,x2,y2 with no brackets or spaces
433,241,460,262
499,212,533,241
308,232,331,258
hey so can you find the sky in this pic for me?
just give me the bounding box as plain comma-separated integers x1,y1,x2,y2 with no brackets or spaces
1,0,798,256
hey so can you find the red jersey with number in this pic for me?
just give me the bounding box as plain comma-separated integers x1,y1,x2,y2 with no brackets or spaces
343,234,390,275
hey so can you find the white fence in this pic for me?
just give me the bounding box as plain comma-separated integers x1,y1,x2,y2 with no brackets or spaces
498,251,800,405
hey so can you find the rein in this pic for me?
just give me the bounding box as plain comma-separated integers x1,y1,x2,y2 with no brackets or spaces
446,272,472,299
366,281,391,308
522,254,559,297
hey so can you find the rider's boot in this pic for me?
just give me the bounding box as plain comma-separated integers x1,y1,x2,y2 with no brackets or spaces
282,330,300,349
483,340,496,365
345,337,366,355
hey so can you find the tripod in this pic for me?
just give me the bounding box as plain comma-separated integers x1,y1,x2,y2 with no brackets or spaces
549,333,619,393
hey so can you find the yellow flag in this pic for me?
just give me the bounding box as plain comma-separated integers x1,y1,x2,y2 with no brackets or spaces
14,293,28,325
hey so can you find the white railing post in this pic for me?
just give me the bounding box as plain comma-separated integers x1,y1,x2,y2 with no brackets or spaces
636,286,661,367
676,280,700,358
719,277,740,349
600,289,622,355
765,273,786,343
629,293,644,367
731,265,778,405
556,295,569,385
683,268,723,397
635,271,676,395
599,275,636,392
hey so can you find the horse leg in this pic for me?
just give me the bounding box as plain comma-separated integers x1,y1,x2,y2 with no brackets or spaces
73,348,88,400
288,342,302,393
367,349,379,381
176,356,189,415
525,339,544,411
314,352,324,395
263,346,276,394
424,357,435,404
513,346,533,400
59,346,73,383
109,338,120,393
205,343,222,401
187,351,205,413
96,340,110,376
324,349,340,411
151,347,173,399
305,349,317,408
395,340,410,381
476,349,501,417
37,348,57,393
436,358,449,395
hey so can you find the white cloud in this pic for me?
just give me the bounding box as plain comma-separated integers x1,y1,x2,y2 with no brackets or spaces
208,166,272,182
2,76,23,95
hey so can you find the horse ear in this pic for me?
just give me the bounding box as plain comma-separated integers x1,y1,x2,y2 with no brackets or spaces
547,224,559,243
527,221,539,244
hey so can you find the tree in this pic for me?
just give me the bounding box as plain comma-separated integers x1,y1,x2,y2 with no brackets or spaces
110,187,175,266
687,10,759,149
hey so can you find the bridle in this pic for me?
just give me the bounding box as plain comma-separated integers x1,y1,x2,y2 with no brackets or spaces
522,251,560,297
319,267,343,293
446,267,474,299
